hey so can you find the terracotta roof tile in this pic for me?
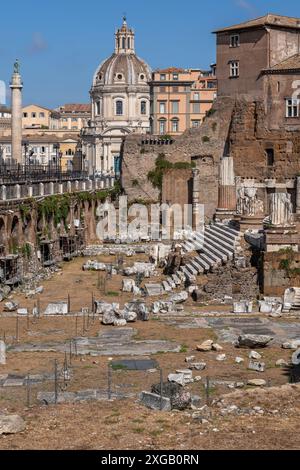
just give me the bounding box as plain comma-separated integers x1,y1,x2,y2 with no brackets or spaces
214,14,300,33
263,53,300,72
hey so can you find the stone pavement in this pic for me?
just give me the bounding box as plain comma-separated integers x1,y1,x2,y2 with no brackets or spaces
10,328,180,356
158,315,300,345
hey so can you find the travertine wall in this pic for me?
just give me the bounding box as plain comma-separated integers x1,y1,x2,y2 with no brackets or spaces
122,94,300,221
121,97,235,220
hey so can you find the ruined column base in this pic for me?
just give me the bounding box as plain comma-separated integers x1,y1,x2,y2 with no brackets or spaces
215,209,236,223
238,215,265,232
265,225,299,253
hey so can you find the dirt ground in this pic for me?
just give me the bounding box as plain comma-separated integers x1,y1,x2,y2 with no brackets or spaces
0,254,299,450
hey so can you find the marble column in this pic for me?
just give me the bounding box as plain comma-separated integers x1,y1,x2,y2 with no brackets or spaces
218,157,236,211
296,176,300,215
0,340,6,365
192,169,202,231
10,61,23,164
270,193,294,226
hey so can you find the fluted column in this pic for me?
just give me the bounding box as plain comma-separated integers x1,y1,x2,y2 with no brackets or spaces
218,157,236,211
296,177,300,215
10,61,23,164
270,193,294,226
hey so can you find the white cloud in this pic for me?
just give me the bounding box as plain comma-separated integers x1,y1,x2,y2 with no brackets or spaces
235,0,258,15
28,32,48,54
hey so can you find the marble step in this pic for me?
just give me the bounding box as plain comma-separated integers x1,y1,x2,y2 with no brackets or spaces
214,223,241,239
204,230,235,253
172,274,182,285
190,257,207,273
193,233,228,262
193,256,211,272
162,281,172,292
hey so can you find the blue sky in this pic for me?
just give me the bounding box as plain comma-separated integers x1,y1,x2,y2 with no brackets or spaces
1,0,300,108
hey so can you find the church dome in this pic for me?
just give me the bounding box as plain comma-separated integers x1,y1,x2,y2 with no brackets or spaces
92,17,151,87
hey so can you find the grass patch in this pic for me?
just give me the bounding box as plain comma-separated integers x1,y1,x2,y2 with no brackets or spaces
106,291,119,297
111,364,129,371
132,427,145,434
179,344,188,353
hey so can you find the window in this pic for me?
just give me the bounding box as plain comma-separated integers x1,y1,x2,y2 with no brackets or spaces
192,120,201,128
117,74,123,80
39,112,45,118
171,119,179,133
23,113,28,118
172,86,179,92
72,118,78,122
159,102,166,114
127,37,131,49
116,100,123,115
122,37,126,49
194,93,200,101
160,86,166,92
230,61,239,78
160,74,166,81
96,101,101,115
140,74,145,80
207,81,217,88
41,146,45,153
159,119,166,135
266,149,274,166
141,101,147,115
31,113,36,118
72,126,77,130
62,117,68,122
173,73,179,80
230,34,240,48
171,101,179,113
286,98,300,118
193,103,200,113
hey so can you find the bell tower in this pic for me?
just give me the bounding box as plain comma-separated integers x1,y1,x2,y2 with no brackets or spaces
115,16,135,54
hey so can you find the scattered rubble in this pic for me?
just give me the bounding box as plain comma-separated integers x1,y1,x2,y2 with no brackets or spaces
151,382,191,411
44,302,68,316
235,357,245,364
122,279,136,293
291,349,300,366
282,340,300,350
247,379,267,387
212,343,223,352
233,301,253,314
196,340,214,352
3,301,18,312
216,354,226,362
0,415,26,435
276,359,289,367
236,334,273,349
0,341,6,365
82,260,107,271
189,363,206,371
139,392,171,411
248,360,266,372
249,351,262,360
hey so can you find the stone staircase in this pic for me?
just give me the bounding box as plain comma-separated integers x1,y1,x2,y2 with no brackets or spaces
162,223,242,292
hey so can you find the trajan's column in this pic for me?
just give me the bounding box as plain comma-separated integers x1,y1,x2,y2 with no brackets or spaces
10,60,23,164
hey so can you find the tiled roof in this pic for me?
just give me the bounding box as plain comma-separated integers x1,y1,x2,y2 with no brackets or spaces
59,104,91,113
0,133,79,143
154,67,186,73
0,105,11,113
263,54,300,72
214,13,300,33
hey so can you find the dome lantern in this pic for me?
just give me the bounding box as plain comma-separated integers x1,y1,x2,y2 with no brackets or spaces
115,16,135,54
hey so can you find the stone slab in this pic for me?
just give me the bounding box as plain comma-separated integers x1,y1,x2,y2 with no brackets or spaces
111,359,158,371
139,391,171,411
